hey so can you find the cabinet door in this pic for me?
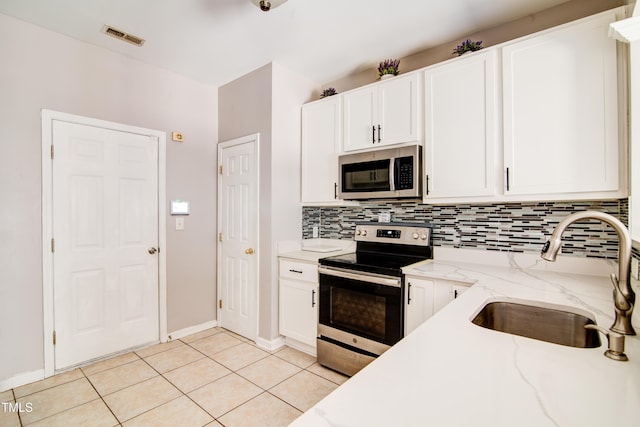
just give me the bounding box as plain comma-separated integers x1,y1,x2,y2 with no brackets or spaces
433,281,469,314
279,279,318,347
405,277,435,335
378,73,419,147
343,86,377,151
503,11,619,195
424,51,497,198
301,98,341,203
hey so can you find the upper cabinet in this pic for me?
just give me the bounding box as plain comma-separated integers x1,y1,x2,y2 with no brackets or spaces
502,10,623,197
423,50,498,199
301,96,342,205
300,9,626,205
342,73,419,151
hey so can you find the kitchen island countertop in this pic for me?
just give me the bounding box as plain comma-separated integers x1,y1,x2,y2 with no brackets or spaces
290,248,640,427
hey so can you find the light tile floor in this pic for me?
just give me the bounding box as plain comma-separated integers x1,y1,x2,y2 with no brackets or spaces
1,328,348,426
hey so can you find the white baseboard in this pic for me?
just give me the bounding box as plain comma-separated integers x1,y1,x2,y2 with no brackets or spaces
284,338,317,357
168,320,218,341
256,335,286,352
0,369,45,393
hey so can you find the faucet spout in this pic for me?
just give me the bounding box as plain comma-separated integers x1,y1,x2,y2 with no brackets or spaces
540,211,636,336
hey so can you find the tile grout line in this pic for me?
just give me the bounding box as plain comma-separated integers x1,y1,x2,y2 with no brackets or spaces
9,328,344,427
81,367,123,426
177,336,259,423
176,333,313,424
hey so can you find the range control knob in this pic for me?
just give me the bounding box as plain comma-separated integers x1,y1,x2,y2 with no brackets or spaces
412,232,420,240
361,230,368,237
420,233,429,240
355,229,361,236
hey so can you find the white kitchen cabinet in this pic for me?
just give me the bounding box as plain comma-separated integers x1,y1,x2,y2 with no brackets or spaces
405,276,469,335
405,277,434,335
423,50,498,199
342,73,419,151
301,97,342,204
279,259,318,349
502,10,622,196
433,280,469,315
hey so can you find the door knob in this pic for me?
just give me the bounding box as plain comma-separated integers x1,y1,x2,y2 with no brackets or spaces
148,247,158,254
245,248,254,255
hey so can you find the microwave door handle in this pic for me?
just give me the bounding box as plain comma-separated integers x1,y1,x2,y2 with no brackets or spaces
389,158,396,191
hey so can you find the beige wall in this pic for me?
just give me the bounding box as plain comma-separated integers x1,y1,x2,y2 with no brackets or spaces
325,0,629,93
0,13,218,384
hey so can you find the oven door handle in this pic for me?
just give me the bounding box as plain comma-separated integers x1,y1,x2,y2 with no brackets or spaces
318,266,401,288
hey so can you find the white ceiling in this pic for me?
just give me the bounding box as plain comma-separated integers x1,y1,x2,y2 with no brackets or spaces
0,0,572,87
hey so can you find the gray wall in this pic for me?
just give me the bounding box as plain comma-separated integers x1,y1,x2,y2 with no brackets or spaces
0,14,218,383
218,63,317,343
218,64,275,340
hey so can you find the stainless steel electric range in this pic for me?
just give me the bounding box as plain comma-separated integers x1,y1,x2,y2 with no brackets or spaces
317,222,433,376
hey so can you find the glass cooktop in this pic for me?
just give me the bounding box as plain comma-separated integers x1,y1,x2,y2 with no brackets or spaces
319,251,428,277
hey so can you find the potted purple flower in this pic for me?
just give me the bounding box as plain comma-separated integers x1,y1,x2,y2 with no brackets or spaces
452,39,483,56
378,59,400,79
320,87,337,98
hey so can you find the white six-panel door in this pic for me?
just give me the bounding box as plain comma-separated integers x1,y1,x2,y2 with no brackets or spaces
218,135,259,341
52,120,160,370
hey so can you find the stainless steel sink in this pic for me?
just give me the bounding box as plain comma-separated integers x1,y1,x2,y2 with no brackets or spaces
471,299,601,348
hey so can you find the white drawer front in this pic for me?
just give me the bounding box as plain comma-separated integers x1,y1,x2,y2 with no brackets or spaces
280,259,318,283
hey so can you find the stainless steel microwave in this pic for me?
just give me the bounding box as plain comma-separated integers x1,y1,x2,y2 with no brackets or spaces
338,145,422,200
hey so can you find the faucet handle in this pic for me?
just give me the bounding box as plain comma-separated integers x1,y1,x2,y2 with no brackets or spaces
585,324,629,361
610,273,632,311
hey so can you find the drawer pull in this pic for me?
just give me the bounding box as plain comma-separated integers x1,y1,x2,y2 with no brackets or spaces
289,269,303,274
312,289,316,307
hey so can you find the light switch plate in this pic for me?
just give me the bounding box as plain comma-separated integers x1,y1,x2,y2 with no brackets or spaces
176,217,184,231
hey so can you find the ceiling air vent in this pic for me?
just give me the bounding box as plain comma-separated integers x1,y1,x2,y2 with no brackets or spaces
101,25,145,47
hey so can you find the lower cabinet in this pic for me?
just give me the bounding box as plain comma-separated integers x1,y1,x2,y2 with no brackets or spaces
279,259,319,350
405,276,470,335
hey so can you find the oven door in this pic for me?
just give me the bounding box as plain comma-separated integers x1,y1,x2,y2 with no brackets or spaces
318,266,404,351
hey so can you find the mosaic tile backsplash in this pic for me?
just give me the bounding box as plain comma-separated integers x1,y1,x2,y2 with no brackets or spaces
303,199,629,260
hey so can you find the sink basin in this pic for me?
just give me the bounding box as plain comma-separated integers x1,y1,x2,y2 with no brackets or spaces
471,299,601,348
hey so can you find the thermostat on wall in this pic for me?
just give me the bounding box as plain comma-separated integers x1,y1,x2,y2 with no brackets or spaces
170,200,190,215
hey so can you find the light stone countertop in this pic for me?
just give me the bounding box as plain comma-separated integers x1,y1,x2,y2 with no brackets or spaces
290,248,640,427
278,238,356,263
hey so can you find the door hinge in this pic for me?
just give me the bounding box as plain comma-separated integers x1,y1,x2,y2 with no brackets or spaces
51,238,55,253
219,232,223,242
219,299,222,309
53,331,56,346
219,165,223,175
50,145,54,159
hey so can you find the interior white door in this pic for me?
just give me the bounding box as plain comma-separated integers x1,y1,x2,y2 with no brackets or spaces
218,135,258,340
52,120,159,370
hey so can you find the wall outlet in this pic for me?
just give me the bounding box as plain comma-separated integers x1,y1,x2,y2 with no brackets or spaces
312,226,319,238
632,257,639,280
176,217,184,231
